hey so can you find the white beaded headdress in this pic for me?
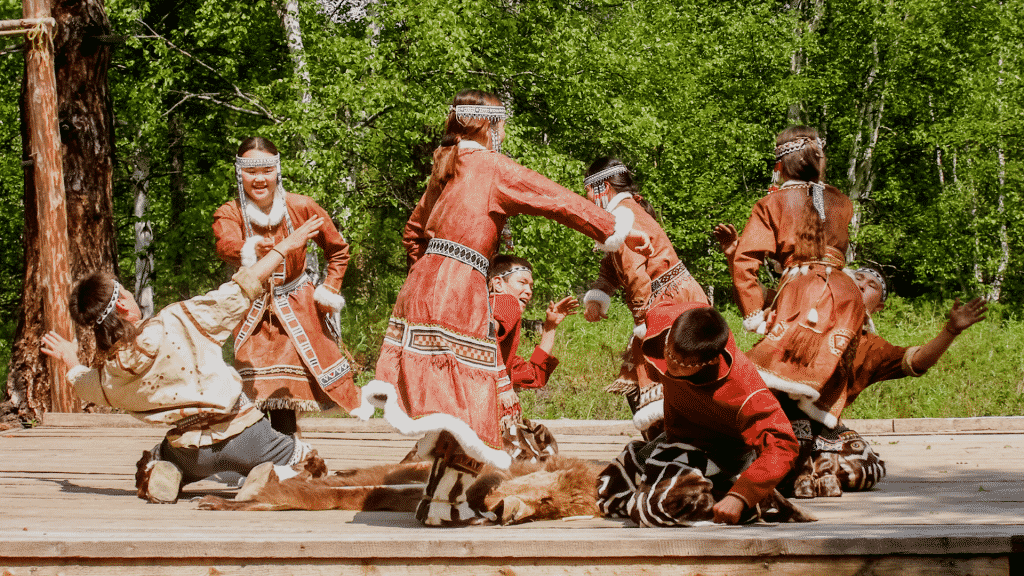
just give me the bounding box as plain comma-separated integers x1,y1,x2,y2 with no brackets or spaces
496,265,531,279
856,267,888,301
450,104,508,154
583,165,629,209
234,153,283,237
774,137,827,221
97,281,121,324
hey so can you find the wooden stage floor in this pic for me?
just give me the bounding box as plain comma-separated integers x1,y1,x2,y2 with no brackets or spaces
1,414,1022,575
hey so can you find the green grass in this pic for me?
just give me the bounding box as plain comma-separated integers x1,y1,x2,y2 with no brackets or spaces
518,297,1024,421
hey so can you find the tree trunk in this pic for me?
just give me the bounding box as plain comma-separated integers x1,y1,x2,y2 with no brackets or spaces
786,0,825,124
845,39,885,263
132,151,155,318
167,110,189,299
6,0,116,417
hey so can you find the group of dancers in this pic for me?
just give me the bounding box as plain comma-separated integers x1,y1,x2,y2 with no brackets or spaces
40,88,987,526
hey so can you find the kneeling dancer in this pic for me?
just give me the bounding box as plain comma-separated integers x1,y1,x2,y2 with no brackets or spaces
597,302,813,526
355,89,652,526
41,218,325,503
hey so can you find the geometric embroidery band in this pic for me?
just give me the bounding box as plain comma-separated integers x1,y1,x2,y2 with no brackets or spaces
425,237,490,277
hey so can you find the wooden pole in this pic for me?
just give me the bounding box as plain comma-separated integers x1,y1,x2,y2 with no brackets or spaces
23,0,76,412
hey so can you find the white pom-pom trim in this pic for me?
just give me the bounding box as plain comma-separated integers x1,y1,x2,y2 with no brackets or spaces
742,310,766,333
633,323,647,340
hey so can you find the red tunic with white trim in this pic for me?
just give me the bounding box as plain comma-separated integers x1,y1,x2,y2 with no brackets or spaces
846,331,923,408
640,301,799,507
375,147,621,460
212,193,359,413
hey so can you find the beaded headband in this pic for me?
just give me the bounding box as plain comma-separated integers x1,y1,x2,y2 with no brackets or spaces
664,332,720,370
97,281,121,325
235,154,281,168
450,105,508,122
774,137,825,161
496,265,532,280
583,165,629,187
857,267,888,301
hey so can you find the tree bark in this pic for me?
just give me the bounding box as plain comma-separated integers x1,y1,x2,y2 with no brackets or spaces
132,151,155,318
845,39,885,263
7,0,116,416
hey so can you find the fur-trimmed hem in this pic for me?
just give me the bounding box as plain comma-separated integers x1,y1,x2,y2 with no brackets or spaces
632,398,664,433
755,369,821,402
583,289,611,315
244,194,287,228
314,285,345,312
241,235,263,269
595,205,634,252
253,397,323,413
355,380,512,469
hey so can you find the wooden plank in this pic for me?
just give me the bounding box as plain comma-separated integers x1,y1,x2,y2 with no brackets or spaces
0,556,1011,576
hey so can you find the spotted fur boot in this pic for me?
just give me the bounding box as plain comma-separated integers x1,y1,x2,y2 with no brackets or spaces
415,432,486,526
135,444,183,504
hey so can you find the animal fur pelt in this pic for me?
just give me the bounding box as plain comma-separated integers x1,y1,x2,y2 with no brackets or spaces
198,454,602,525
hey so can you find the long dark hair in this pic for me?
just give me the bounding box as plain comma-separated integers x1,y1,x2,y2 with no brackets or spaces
584,157,657,219
426,89,504,197
70,271,139,367
237,136,279,157
776,126,827,261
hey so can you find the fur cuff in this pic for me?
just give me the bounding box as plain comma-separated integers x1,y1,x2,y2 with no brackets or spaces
796,397,839,429
742,310,766,334
583,289,611,315
595,205,635,252
240,235,263,269
355,380,512,469
633,323,647,340
314,285,345,312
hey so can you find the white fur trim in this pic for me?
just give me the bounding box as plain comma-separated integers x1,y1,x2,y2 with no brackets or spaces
458,139,486,150
314,285,345,312
274,465,299,481
583,289,611,315
864,316,877,334
244,194,286,228
240,235,263,269
605,192,632,213
756,369,820,403
742,310,766,333
633,323,647,340
355,380,512,469
632,398,664,433
796,397,838,428
595,205,634,252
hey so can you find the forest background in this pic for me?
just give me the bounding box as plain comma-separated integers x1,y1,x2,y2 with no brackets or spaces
0,0,1022,420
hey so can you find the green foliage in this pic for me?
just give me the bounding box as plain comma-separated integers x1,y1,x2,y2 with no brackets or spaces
2,0,1023,412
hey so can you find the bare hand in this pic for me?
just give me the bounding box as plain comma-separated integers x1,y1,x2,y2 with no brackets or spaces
255,237,275,258
276,216,324,255
712,494,746,524
947,297,987,335
545,296,579,328
625,230,653,257
713,223,738,258
584,300,607,322
40,331,81,370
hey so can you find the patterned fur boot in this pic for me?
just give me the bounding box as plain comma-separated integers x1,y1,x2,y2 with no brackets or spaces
415,432,486,526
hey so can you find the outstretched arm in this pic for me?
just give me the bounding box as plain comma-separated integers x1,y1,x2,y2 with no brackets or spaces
910,297,987,373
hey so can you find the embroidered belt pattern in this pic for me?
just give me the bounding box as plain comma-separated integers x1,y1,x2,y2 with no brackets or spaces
425,238,489,277
385,317,498,369
649,261,691,300
169,395,250,434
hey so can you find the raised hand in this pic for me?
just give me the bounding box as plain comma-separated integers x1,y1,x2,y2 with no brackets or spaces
947,297,988,335
545,296,579,328
625,229,653,257
276,216,324,255
713,223,738,258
